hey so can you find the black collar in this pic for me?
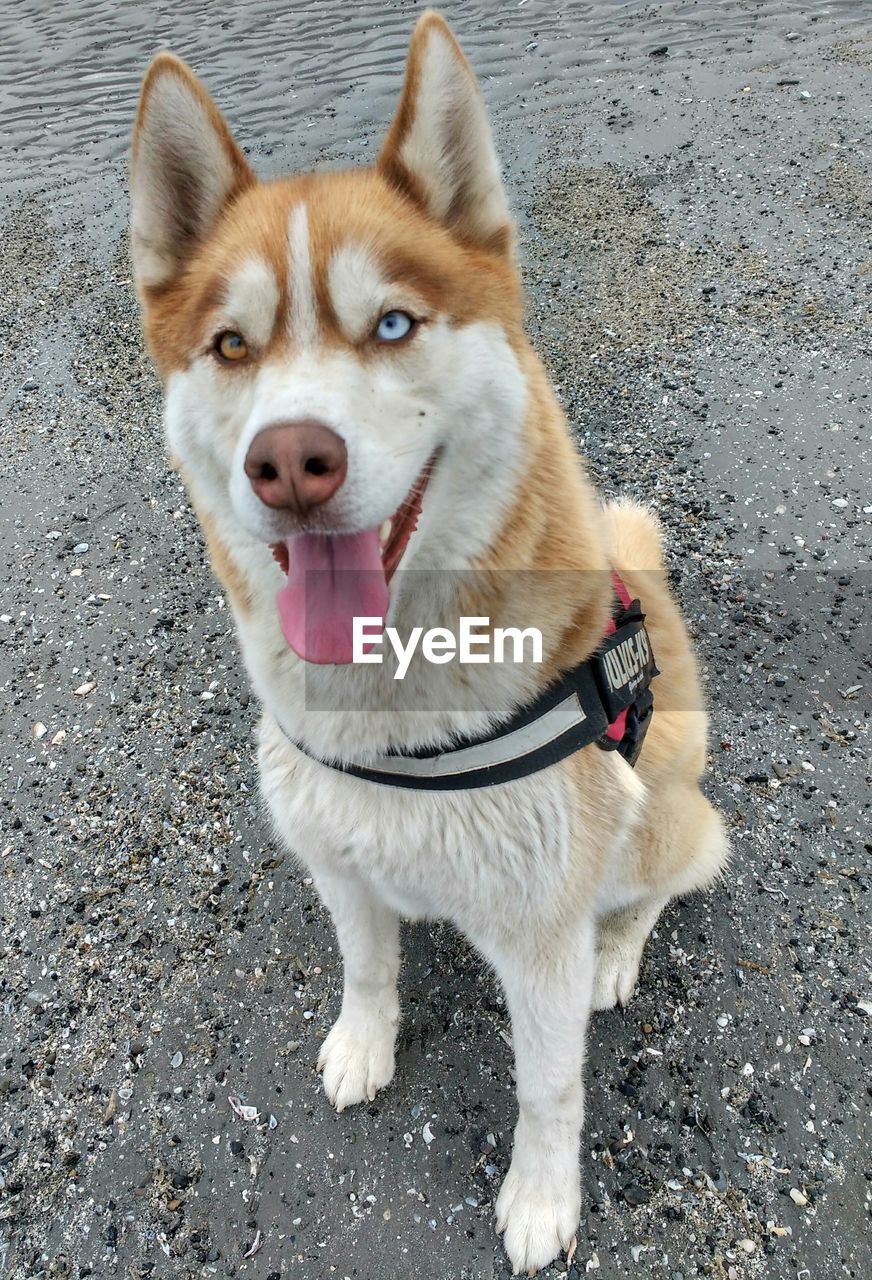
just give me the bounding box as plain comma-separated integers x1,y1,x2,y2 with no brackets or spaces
279,588,658,791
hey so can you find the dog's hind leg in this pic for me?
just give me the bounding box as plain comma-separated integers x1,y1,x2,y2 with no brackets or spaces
592,785,729,1012
592,893,671,1012
314,868,401,1111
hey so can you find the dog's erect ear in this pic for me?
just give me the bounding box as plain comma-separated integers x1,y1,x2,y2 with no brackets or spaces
130,53,254,292
377,11,512,255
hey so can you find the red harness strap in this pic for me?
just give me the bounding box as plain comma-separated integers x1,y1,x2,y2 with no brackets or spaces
602,571,635,744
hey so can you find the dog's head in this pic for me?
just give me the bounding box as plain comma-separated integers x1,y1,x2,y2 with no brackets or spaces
131,11,529,664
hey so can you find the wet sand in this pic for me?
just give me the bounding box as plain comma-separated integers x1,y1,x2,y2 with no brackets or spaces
0,3,869,1278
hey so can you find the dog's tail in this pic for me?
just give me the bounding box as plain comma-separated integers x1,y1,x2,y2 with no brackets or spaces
601,498,666,573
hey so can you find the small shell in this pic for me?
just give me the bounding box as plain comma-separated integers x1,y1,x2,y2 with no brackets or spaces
228,1094,260,1123
242,1229,263,1258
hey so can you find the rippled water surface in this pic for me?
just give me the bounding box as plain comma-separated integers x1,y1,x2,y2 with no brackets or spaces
2,0,868,189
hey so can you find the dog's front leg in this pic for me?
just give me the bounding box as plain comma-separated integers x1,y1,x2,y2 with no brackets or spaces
314,868,401,1111
489,921,595,1275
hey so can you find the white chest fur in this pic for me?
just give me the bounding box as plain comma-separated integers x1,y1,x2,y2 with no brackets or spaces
255,709,644,938
257,713,573,925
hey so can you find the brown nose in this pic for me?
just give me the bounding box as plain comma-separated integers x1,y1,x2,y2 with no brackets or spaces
244,420,348,514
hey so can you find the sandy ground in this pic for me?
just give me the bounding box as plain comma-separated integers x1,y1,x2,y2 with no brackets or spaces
0,4,869,1279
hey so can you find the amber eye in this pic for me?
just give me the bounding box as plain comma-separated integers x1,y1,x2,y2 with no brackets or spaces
216,331,248,361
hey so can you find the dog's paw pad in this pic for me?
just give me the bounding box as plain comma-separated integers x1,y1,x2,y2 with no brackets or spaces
317,1011,396,1112
495,1162,580,1275
591,943,642,1012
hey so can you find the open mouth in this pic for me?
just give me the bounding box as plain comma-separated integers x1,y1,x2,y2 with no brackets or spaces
378,457,435,583
270,454,437,664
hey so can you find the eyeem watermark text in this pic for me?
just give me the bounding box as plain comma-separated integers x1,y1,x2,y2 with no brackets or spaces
354,616,543,680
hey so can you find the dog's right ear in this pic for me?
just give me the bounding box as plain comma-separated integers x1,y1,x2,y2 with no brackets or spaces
130,53,254,293
378,11,512,256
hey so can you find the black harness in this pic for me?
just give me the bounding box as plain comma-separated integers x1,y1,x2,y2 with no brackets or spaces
280,585,658,792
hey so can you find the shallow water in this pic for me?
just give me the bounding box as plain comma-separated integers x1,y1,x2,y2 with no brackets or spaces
1,0,867,189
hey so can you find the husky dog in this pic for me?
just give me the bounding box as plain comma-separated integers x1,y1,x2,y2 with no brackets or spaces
130,12,728,1272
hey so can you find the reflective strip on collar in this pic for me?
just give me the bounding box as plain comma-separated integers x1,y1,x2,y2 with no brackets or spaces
344,691,588,781
278,576,658,791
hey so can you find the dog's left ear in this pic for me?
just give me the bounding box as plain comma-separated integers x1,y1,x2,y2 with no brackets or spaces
378,10,512,255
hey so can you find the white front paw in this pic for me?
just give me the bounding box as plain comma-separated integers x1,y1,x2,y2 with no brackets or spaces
495,1153,580,1275
317,1007,397,1112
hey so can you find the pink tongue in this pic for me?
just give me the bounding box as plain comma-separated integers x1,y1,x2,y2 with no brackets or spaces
276,530,389,664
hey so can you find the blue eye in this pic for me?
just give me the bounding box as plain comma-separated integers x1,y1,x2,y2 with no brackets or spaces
376,310,414,342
